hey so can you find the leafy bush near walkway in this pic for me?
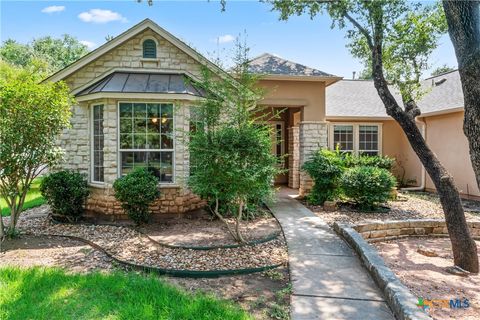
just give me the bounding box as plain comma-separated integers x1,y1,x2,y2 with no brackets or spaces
40,170,89,222
0,267,251,320
302,148,397,209
341,166,397,210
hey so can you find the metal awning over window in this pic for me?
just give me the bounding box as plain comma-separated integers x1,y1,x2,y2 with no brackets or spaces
77,72,205,97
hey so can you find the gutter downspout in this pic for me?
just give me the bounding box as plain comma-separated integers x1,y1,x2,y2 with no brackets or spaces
400,117,426,191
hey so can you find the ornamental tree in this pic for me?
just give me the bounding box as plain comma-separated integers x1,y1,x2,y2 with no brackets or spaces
268,0,478,272
188,40,280,243
0,61,73,238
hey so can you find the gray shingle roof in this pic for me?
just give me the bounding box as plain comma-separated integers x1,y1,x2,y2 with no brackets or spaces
77,72,205,97
248,53,336,77
326,70,464,118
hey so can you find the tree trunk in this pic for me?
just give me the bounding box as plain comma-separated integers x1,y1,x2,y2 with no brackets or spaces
443,1,480,191
235,200,246,244
370,44,479,272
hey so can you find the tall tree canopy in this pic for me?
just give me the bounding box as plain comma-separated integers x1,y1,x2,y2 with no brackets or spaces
0,34,89,74
430,64,455,76
269,0,478,272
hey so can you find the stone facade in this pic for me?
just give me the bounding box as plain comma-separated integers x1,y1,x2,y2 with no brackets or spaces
64,29,203,90
57,28,208,217
298,121,328,196
288,126,300,189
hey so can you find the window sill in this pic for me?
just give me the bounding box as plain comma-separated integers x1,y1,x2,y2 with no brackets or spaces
159,184,181,189
89,182,105,189
140,58,160,62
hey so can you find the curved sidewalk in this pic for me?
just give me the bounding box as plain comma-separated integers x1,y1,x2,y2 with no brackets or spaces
269,188,395,320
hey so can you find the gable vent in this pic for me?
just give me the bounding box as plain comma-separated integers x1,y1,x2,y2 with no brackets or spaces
143,39,157,58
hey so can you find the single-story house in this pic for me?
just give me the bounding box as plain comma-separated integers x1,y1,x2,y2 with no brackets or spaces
46,19,478,218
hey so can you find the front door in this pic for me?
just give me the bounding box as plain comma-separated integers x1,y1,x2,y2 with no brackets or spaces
269,121,287,184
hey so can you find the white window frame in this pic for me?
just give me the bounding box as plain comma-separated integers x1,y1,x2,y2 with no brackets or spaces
116,101,176,184
328,123,383,156
90,103,105,185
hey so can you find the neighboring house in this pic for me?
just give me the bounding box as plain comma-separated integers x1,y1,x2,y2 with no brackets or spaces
47,19,478,218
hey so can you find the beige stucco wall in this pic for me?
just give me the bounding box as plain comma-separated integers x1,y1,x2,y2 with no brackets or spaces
327,119,422,186
423,111,480,198
258,79,326,121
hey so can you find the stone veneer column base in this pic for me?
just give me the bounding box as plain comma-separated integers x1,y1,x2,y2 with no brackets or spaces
288,127,300,189
85,186,205,220
299,121,328,197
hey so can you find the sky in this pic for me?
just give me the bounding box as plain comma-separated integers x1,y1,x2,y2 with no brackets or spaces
0,0,458,79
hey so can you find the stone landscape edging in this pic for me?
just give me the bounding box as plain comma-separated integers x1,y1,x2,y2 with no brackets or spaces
333,222,431,320
353,219,480,243
28,232,283,278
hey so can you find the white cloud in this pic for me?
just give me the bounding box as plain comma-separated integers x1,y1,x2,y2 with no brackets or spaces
41,5,65,14
78,9,127,24
217,34,235,44
80,40,96,49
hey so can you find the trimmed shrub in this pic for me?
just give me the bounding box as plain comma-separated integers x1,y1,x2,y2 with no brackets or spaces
113,168,160,225
340,166,397,210
343,154,395,170
40,170,90,222
302,149,345,204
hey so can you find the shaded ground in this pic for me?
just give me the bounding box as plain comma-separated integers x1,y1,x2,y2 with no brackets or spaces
140,210,280,246
374,237,480,320
305,192,480,226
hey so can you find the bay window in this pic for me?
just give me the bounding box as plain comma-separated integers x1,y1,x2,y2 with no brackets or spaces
119,102,174,183
92,104,104,183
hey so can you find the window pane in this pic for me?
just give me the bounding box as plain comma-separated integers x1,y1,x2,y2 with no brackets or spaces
359,125,379,154
133,134,147,149
161,134,173,149
333,125,353,152
120,134,133,149
133,103,147,118
161,104,173,118
120,118,132,134
161,118,173,134
147,134,161,149
92,104,104,182
147,118,161,133
134,119,146,133
161,151,173,182
119,103,132,118
147,104,160,118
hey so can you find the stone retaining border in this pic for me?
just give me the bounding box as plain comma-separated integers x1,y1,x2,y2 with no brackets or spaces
333,222,431,320
27,232,283,278
354,219,480,243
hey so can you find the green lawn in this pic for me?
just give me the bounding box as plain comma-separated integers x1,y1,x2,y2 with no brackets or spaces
0,178,45,217
0,267,251,320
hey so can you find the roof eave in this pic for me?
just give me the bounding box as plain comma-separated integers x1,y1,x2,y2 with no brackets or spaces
258,74,343,85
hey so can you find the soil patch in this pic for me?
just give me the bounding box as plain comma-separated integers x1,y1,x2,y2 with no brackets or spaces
373,237,480,320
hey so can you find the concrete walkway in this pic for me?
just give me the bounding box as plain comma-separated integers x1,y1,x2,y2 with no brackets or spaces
269,188,395,320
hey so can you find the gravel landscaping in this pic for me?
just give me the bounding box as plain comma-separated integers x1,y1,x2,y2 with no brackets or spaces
374,237,480,320
5,206,287,272
305,192,480,226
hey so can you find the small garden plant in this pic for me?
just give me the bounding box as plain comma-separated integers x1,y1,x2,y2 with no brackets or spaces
113,168,160,225
40,170,90,222
302,148,397,210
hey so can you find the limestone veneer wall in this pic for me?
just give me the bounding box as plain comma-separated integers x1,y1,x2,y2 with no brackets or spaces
354,220,480,243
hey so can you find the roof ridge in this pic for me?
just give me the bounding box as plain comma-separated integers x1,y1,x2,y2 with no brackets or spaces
424,68,458,81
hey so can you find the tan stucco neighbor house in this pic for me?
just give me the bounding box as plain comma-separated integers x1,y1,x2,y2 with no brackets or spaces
48,19,479,219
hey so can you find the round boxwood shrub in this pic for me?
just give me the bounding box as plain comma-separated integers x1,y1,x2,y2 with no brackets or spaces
113,168,160,225
302,149,345,204
40,170,90,222
340,166,397,211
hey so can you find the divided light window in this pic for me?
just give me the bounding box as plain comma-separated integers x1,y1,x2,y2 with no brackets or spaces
119,103,174,183
359,125,379,156
333,125,354,153
92,104,104,183
142,39,157,58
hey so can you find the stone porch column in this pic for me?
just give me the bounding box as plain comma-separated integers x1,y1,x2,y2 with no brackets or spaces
299,121,328,196
288,126,300,189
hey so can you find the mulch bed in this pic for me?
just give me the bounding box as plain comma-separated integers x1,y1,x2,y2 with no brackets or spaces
304,192,480,226
5,206,287,272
